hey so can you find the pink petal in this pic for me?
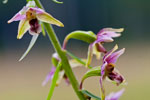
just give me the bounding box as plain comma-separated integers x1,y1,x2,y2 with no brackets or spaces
101,62,108,77
29,7,45,14
102,31,121,38
96,35,114,43
98,28,124,38
42,67,56,86
8,13,26,23
8,7,28,23
103,45,118,62
107,48,125,64
105,88,125,100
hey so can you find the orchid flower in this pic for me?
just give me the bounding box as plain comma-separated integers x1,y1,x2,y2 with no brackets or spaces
105,89,125,100
86,28,124,67
101,45,125,85
8,1,64,39
42,53,83,86
99,45,125,100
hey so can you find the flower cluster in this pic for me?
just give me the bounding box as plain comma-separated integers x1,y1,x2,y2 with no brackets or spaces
63,28,126,100
8,1,127,100
89,28,125,100
90,28,126,100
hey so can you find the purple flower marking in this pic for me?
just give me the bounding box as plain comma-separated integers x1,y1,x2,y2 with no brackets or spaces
42,66,56,86
42,53,83,86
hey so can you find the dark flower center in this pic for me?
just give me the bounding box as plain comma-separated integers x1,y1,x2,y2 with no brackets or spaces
106,64,114,73
108,71,124,85
29,18,40,34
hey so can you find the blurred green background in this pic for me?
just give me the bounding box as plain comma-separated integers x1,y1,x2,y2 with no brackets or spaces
0,0,150,100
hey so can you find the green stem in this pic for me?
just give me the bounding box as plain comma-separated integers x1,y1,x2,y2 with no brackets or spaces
100,78,105,100
34,0,86,100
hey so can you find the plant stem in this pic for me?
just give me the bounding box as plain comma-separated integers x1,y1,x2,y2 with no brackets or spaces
66,51,92,68
47,62,62,100
34,0,86,100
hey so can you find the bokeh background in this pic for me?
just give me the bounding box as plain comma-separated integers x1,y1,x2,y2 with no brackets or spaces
0,0,150,100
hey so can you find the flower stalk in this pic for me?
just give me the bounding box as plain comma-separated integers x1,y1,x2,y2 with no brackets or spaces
34,0,86,100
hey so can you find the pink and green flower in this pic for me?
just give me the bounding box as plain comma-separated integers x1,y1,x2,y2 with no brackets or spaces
8,1,64,39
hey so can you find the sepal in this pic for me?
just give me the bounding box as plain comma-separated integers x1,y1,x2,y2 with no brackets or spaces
63,31,96,49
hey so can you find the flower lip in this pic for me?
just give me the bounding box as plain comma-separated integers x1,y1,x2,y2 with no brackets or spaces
29,18,41,35
108,71,124,86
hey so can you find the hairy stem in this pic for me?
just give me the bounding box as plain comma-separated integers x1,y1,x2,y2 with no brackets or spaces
34,0,86,100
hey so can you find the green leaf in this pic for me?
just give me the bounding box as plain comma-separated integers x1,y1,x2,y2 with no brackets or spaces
19,35,39,61
52,0,63,4
80,67,101,89
47,62,62,100
63,31,96,48
81,90,101,100
66,51,92,68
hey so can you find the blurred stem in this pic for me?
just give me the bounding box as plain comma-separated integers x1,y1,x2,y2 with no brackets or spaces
34,0,86,100
47,62,62,100
66,51,92,68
